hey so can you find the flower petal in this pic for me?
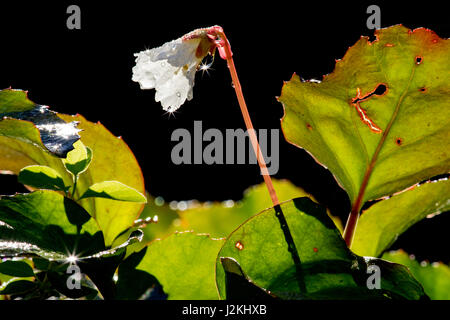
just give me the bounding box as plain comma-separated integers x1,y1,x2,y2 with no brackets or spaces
132,31,214,111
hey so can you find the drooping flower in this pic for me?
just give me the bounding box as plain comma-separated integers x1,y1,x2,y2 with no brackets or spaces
132,27,220,112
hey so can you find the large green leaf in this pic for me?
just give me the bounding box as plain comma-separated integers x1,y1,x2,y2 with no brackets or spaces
0,190,99,259
352,178,450,257
216,198,426,300
0,111,146,245
0,191,98,235
279,25,450,212
383,250,450,300
137,232,224,300
0,89,80,157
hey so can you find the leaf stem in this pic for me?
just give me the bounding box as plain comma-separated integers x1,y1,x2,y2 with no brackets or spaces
72,174,78,200
343,62,417,247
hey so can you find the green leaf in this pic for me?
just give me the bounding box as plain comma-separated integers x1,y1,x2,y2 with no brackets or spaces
115,247,159,300
216,198,426,300
220,257,277,300
137,232,224,300
0,190,97,234
0,89,80,158
0,89,35,113
0,112,146,245
63,140,92,177
59,114,146,245
75,230,143,300
352,178,450,257
79,181,147,203
0,280,37,295
18,165,68,192
32,257,50,271
0,260,35,277
383,250,450,300
279,26,450,209
0,190,99,259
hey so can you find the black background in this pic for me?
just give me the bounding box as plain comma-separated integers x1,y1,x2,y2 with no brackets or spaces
0,1,448,263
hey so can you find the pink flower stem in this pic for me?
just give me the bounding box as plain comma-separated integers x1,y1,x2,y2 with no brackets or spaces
210,27,280,207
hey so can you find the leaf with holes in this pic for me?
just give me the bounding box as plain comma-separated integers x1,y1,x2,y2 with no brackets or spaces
279,26,450,229
352,178,450,257
216,198,427,300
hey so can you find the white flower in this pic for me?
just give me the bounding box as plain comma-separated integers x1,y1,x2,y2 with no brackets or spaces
132,27,217,112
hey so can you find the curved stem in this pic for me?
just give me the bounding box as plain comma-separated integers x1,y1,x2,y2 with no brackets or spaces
221,41,279,206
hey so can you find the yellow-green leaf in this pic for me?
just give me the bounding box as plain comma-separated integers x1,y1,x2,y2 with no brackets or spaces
352,179,450,257
18,165,68,192
383,250,450,300
79,181,147,203
279,25,450,211
137,232,224,300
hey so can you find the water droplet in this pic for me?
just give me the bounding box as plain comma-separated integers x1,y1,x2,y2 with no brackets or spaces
177,201,188,211
222,200,234,208
235,241,244,250
154,196,165,206
176,92,181,98
160,61,166,67
169,201,178,210
231,81,235,88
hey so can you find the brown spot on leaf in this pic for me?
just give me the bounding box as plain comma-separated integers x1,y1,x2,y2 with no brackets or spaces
416,56,423,64
419,87,427,92
395,137,403,146
306,123,313,130
313,247,318,253
385,43,395,47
